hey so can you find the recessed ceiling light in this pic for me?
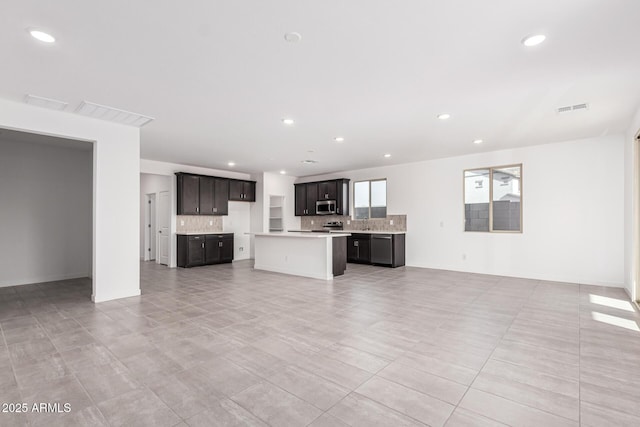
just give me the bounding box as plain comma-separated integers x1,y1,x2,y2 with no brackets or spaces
437,113,451,120
228,162,235,167
284,32,302,43
282,118,294,125
29,29,55,43
522,34,546,47
384,154,391,158
280,170,286,175
473,139,483,144
334,137,345,143
301,160,318,164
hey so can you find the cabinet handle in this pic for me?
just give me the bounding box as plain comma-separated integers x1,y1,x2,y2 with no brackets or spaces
218,241,222,247
201,242,205,248
196,207,199,213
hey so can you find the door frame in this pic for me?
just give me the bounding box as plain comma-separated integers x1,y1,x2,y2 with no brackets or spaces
634,130,640,304
144,193,157,261
157,190,170,266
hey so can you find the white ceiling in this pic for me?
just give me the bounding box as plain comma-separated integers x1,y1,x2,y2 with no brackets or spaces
1,0,639,176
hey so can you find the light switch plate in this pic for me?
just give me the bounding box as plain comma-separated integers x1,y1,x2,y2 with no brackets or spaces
390,220,394,225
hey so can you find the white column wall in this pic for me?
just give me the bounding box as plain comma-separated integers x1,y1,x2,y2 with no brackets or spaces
0,98,140,302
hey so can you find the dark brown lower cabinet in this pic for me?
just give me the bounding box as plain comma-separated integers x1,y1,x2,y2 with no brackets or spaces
348,233,405,268
178,234,234,267
347,234,371,264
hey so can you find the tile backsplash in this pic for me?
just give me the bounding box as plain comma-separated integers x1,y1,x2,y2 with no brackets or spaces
177,215,223,233
301,214,407,232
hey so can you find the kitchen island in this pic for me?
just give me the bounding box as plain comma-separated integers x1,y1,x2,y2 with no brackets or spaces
253,232,350,280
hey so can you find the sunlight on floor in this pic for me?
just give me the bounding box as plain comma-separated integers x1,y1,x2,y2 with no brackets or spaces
588,294,636,312
591,311,640,332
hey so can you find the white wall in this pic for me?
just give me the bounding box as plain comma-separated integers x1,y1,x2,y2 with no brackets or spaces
140,173,171,260
249,172,301,258
140,159,253,265
624,107,640,299
0,138,92,287
263,172,300,232
301,135,625,287
0,98,140,302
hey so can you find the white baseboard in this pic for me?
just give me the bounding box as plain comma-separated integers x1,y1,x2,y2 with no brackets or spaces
0,272,90,288
92,288,141,303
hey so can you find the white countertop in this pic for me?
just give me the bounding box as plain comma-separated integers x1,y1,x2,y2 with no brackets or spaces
252,232,351,238
290,229,406,235
177,232,232,235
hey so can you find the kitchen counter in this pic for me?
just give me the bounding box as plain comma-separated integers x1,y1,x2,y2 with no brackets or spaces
252,232,348,280
253,231,351,238
177,231,229,235
289,229,406,235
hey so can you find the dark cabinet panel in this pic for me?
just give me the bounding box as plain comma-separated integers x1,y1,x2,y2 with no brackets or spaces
178,233,234,267
294,179,349,216
177,173,251,215
228,180,244,201
199,176,215,215
228,180,256,201
305,183,318,215
318,181,337,200
294,183,318,216
214,178,229,215
205,235,218,264
347,234,371,264
220,236,234,262
177,174,200,215
295,184,307,216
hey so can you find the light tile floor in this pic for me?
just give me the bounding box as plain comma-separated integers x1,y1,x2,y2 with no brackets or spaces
1,260,639,426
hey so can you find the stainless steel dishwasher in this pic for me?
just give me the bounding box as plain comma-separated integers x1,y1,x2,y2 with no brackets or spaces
370,234,393,265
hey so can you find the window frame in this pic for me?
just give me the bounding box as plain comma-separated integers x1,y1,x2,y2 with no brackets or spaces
463,163,523,233
353,178,387,220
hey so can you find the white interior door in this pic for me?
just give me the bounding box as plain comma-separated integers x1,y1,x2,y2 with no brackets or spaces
158,191,170,265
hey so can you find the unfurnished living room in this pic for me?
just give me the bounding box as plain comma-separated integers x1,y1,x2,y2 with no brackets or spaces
1,1,640,426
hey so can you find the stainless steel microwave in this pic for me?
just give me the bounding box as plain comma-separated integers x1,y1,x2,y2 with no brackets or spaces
316,200,337,215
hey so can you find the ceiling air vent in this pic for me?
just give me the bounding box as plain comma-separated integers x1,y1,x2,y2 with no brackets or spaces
24,94,68,111
301,160,318,164
75,101,154,127
556,103,589,114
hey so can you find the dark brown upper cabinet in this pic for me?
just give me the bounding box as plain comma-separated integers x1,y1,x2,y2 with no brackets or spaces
295,182,318,216
294,179,349,216
177,174,201,215
318,180,338,200
176,173,235,215
228,179,256,202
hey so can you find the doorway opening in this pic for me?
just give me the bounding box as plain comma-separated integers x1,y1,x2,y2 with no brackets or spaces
140,174,171,266
0,127,93,299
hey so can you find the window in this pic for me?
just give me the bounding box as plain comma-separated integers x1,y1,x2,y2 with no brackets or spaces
464,164,521,232
354,179,387,219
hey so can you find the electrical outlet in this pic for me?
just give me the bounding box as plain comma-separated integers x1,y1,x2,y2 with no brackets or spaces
390,220,394,225
311,220,314,225
180,220,185,226
440,221,444,227
239,247,244,252
209,220,213,226
347,220,351,225
462,253,467,260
